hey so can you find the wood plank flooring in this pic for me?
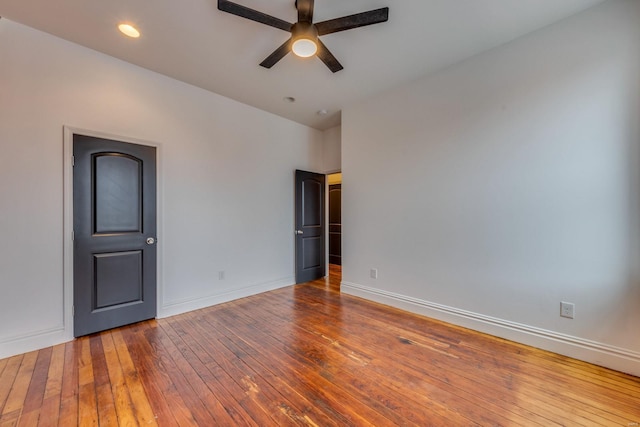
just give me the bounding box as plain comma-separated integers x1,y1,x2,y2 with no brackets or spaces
1,264,639,426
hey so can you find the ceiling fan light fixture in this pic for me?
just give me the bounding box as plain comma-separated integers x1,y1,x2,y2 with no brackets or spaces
292,38,317,57
218,0,389,72
291,21,318,58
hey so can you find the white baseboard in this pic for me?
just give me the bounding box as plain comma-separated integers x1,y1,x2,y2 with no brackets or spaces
341,281,640,377
0,325,72,360
0,277,295,360
159,276,295,318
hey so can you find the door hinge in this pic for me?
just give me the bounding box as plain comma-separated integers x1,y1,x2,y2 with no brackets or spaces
72,231,75,241
71,155,75,166
72,305,74,316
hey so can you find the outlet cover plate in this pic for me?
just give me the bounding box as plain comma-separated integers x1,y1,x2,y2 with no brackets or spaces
560,301,575,319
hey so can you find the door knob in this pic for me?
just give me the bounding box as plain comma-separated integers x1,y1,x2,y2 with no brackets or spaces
295,230,304,235
146,237,155,245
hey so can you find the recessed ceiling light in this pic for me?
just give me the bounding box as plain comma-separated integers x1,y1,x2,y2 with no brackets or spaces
118,23,140,38
283,96,296,103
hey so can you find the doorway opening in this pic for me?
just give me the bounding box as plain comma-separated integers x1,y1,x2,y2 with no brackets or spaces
327,172,342,284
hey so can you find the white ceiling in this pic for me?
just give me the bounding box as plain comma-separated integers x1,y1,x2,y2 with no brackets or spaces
0,0,607,130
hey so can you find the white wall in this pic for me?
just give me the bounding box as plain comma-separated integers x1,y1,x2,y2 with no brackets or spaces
0,19,323,358
322,125,342,173
321,125,342,270
342,0,640,376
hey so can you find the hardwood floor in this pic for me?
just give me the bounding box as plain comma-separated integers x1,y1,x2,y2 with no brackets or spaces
1,264,639,426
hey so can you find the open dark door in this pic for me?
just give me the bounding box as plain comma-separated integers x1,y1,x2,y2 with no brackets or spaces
73,134,157,337
295,170,325,283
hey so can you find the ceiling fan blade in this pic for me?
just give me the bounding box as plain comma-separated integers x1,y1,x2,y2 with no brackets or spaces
316,39,343,73
315,7,389,36
218,0,292,32
260,38,293,69
296,0,314,23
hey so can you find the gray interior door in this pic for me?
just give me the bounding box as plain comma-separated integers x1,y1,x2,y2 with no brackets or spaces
73,134,157,337
295,170,325,283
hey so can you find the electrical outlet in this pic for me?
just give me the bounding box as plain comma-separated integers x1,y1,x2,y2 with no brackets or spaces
560,301,575,319
370,268,378,279
219,271,225,280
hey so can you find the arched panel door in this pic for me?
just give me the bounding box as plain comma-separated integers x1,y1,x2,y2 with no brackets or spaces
295,170,325,283
73,134,157,337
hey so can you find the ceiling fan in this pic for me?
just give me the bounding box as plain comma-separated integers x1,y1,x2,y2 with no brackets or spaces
218,0,389,73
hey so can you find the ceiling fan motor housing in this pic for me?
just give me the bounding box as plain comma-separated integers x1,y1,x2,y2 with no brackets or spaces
292,21,318,41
